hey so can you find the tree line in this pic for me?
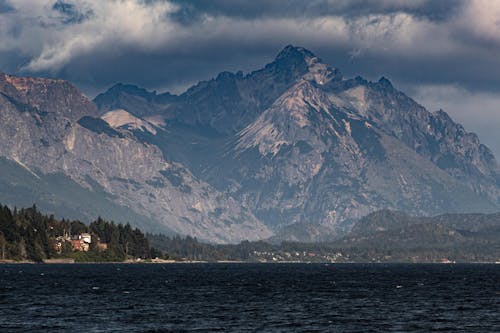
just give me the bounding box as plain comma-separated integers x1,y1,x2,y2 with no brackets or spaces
0,204,155,262
2,204,498,263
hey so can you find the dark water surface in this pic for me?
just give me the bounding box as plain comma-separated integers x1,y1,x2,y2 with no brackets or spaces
0,263,499,332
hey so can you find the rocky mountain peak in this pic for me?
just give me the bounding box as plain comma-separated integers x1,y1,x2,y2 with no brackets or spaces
377,76,393,89
94,83,175,117
275,45,317,61
0,71,21,99
108,83,156,97
274,45,342,86
0,72,97,121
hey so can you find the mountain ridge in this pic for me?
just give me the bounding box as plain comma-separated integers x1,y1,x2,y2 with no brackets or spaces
0,69,272,243
0,45,499,242
91,45,499,241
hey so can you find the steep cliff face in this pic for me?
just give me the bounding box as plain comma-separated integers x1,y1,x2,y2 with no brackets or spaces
0,74,271,243
93,46,500,241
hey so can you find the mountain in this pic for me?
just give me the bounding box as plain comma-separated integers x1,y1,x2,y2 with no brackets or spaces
337,209,500,262
94,46,500,241
94,45,341,134
1,46,499,243
0,71,271,243
147,210,500,263
350,209,500,235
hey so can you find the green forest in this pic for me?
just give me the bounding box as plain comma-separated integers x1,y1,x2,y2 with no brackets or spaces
1,204,499,263
0,204,156,262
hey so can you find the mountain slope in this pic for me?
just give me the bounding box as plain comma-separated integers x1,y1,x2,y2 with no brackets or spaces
0,156,163,233
326,76,500,206
94,46,500,241
339,209,500,262
0,72,271,243
1,45,499,243
224,79,497,239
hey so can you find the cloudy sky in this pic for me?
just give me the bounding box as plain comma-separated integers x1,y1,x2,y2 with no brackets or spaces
1,0,500,157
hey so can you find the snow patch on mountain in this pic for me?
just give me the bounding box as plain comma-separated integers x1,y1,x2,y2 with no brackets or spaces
102,109,157,134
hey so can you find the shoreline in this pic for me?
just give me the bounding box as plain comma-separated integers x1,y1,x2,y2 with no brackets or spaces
1,260,499,265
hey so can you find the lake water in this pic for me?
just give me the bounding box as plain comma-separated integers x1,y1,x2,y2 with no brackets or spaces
0,263,499,332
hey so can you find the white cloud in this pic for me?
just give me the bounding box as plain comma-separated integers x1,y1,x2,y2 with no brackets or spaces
0,0,498,73
0,0,180,71
458,0,500,45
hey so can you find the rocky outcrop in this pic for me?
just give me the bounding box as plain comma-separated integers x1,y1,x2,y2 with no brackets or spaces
0,71,97,121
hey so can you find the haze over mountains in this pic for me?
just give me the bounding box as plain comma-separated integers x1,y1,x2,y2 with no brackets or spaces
0,46,499,243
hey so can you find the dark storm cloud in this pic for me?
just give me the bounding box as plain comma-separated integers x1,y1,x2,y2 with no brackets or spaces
168,0,463,22
0,0,488,93
0,0,13,13
52,0,94,25
55,39,278,97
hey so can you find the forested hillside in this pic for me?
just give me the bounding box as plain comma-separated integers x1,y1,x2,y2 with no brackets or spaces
0,204,153,262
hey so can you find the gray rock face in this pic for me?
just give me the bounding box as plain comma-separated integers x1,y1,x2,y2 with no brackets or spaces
0,72,97,121
228,79,498,240
1,45,499,243
328,77,500,206
0,74,271,243
93,46,500,241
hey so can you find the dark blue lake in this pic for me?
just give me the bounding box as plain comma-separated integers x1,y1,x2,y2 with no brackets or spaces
0,263,499,332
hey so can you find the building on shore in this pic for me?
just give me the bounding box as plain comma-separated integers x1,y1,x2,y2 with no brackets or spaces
55,232,109,253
